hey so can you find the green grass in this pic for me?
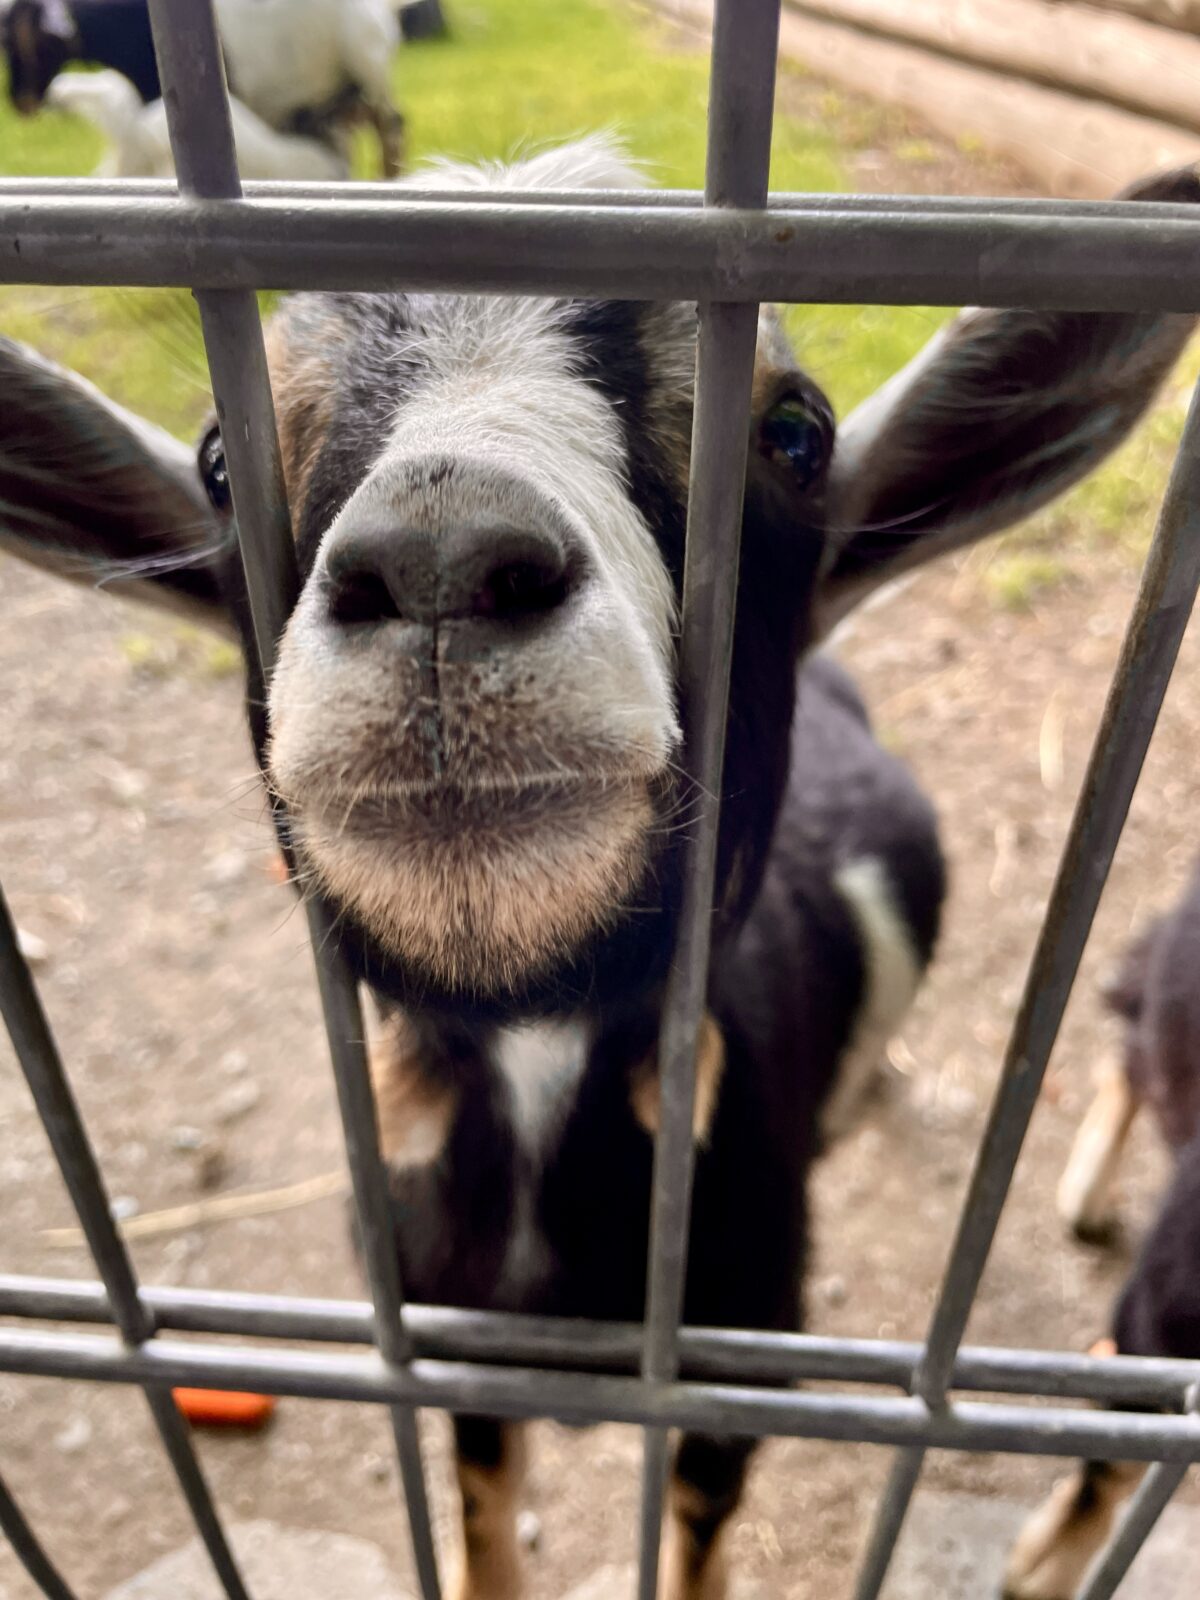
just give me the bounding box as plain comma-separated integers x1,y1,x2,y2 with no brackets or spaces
0,0,1186,571
984,550,1071,612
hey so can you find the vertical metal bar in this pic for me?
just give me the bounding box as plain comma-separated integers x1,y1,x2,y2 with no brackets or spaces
0,885,251,1600
0,1467,77,1600
1074,1460,1193,1600
145,7,441,1595
637,5,781,1597
304,903,442,1600
917,367,1200,1395
851,1446,926,1600
850,362,1200,1600
1074,1385,1200,1600
0,891,150,1345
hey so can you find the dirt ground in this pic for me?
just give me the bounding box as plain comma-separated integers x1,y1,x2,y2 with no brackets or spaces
2,86,1198,1600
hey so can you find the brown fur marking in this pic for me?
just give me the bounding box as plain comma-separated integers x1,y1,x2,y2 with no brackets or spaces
660,1476,732,1600
451,1424,526,1600
369,1012,458,1169
263,311,341,519
1004,1460,1145,1600
295,779,655,995
630,1012,726,1145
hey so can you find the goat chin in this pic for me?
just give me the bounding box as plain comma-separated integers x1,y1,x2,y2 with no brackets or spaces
49,68,348,182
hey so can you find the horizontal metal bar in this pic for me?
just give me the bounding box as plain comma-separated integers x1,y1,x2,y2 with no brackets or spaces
4,1275,1198,1406
0,1466,77,1600
7,196,1200,307
2,1328,1200,1462
6,180,1200,223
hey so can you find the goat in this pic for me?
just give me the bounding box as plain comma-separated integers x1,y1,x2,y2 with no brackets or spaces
1,0,160,111
1005,864,1200,1600
2,0,405,178
2,141,1197,1600
1058,862,1200,1239
47,68,349,181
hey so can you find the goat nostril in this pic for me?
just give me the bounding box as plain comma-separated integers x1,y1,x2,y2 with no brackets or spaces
323,525,574,629
480,557,569,620
328,569,404,626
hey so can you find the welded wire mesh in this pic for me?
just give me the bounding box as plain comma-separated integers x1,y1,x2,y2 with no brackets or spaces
1,3,1199,1599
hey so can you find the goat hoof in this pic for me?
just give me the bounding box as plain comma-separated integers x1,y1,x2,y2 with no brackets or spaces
1067,1213,1122,1248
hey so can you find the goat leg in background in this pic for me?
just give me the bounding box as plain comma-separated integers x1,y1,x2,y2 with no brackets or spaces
1004,1451,1146,1600
336,0,406,176
1008,1134,1200,1599
373,100,407,178
1057,1053,1143,1241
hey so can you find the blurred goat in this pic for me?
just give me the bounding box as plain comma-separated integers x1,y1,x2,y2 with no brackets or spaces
2,0,405,176
1006,862,1200,1600
48,68,348,180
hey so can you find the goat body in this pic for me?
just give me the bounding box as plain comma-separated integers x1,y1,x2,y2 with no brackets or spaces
1007,864,1200,1600
2,141,1197,1600
48,67,348,180
1,0,160,111
2,0,404,175
217,0,398,135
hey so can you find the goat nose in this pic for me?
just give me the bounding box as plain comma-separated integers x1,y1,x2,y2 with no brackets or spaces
326,521,575,628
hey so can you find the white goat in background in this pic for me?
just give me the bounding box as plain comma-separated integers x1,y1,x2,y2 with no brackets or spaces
4,0,404,179
49,68,349,180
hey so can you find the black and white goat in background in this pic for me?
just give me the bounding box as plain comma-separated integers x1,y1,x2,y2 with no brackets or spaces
2,142,1198,1600
1,0,406,177
1006,861,1200,1600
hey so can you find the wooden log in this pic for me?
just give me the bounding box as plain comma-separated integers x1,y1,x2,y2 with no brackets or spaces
657,0,1199,199
784,0,1200,134
1061,0,1200,33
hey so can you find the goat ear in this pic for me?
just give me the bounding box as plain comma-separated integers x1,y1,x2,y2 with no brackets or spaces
0,338,235,632
817,166,1200,630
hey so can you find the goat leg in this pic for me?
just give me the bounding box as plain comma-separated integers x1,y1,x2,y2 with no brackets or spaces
1057,1053,1141,1240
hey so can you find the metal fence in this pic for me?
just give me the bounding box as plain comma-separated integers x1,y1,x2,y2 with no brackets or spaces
1,2,1199,1598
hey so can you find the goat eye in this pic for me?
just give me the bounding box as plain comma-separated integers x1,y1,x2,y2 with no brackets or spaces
758,394,832,489
199,427,232,514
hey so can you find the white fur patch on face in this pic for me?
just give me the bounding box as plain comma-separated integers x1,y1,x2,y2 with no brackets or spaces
375,295,678,679
383,134,678,679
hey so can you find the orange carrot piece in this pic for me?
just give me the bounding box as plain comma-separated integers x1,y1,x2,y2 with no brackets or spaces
173,1388,277,1428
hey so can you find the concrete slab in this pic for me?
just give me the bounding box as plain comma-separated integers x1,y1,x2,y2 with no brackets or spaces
559,1491,1199,1599
886,1490,1198,1600
99,1492,1200,1600
102,1520,412,1600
